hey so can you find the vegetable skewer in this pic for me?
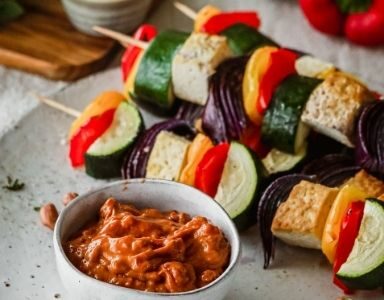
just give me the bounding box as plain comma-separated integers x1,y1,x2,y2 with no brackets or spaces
34,91,144,178
95,20,273,110
261,171,384,293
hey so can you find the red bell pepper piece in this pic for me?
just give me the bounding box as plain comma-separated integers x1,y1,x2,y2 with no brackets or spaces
299,0,344,35
345,0,384,46
194,143,230,198
372,91,383,101
69,109,115,167
333,201,365,294
240,125,270,158
200,11,261,34
121,24,157,81
257,49,298,114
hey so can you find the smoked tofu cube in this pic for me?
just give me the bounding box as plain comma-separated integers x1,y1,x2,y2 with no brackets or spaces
172,33,233,105
301,72,373,147
345,170,384,197
271,180,339,249
146,131,191,181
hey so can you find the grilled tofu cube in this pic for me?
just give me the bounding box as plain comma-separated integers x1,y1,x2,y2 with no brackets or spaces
146,131,191,181
271,180,339,249
172,33,233,105
345,170,384,197
301,72,373,147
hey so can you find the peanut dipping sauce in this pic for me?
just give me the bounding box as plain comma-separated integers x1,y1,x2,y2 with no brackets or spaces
64,198,230,293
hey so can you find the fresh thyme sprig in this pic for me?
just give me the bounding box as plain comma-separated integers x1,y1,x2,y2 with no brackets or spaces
2,176,25,191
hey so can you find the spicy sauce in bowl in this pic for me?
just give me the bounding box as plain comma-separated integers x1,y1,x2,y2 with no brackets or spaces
54,179,240,300
65,198,230,293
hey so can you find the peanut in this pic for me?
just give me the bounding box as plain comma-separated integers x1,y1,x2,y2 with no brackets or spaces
40,203,59,230
62,192,78,206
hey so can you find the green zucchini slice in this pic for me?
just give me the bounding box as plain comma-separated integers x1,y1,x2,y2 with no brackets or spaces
134,30,189,109
85,101,143,179
214,142,263,230
221,23,278,55
262,143,307,175
261,74,322,154
336,199,384,290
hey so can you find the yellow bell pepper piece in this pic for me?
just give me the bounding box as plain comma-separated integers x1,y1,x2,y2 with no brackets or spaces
242,46,277,126
123,51,144,99
194,5,221,32
316,67,336,80
321,184,369,264
68,91,125,139
179,134,213,186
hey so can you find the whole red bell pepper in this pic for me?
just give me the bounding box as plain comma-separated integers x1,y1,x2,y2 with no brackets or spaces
194,143,230,197
333,201,365,294
300,0,384,46
121,24,157,81
299,0,344,35
257,49,298,114
200,11,261,34
345,0,384,46
69,109,115,167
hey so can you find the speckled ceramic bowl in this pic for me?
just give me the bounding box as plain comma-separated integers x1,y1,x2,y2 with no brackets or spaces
53,179,241,300
61,0,153,36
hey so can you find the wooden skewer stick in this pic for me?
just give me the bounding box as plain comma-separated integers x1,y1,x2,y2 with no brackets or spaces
32,92,81,118
92,26,148,49
174,2,197,20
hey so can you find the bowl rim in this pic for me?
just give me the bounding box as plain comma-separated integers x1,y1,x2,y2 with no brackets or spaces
53,178,241,297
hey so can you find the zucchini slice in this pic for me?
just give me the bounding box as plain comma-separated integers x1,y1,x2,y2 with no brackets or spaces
336,199,384,290
221,24,278,55
85,101,143,179
262,143,307,175
214,142,263,230
262,74,322,154
134,30,189,109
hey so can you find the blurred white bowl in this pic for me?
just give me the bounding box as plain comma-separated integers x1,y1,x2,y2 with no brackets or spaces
61,0,153,36
53,179,241,300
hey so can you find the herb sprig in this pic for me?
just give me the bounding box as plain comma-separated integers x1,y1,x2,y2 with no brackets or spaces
2,176,25,191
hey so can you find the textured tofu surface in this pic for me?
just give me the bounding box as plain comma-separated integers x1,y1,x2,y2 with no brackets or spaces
301,72,373,147
172,33,232,105
272,180,339,249
146,131,191,181
345,170,384,197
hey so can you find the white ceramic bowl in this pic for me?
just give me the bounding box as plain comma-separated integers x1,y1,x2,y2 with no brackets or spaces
61,0,153,36
53,179,241,300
